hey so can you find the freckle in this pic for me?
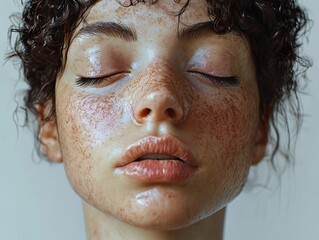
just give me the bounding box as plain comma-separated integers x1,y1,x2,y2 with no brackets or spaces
64,92,125,147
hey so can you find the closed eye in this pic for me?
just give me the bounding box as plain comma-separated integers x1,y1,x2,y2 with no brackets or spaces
188,71,240,87
75,71,129,87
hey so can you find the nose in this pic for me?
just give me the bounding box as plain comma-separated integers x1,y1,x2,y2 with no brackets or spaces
132,90,185,124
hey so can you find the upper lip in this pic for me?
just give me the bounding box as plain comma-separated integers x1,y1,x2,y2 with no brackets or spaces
116,136,198,168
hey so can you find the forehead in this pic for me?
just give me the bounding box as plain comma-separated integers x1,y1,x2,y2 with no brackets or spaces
74,0,249,50
84,0,209,27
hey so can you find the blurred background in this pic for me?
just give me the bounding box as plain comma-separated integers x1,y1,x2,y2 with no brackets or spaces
1,0,318,239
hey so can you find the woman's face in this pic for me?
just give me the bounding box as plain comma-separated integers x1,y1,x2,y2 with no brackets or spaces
51,0,267,230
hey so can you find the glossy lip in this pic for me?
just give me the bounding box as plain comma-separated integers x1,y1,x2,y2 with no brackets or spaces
115,136,198,183
116,136,198,168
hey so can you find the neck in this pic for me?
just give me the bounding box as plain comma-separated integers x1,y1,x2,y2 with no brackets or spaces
83,201,225,240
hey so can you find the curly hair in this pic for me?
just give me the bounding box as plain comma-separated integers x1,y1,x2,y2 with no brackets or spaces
9,0,310,167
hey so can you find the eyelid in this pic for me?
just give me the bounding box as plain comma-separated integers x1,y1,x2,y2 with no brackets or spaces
75,71,129,87
188,70,240,87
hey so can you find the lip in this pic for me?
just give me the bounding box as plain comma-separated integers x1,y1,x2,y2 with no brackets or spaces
115,136,198,183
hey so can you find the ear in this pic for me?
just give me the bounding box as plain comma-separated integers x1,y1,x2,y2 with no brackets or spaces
251,107,271,165
37,104,63,163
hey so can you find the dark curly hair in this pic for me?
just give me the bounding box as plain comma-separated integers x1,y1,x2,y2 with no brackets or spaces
9,0,310,168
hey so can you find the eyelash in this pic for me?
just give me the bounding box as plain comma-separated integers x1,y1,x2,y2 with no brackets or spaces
188,71,240,87
75,71,127,87
75,71,240,87
76,76,107,87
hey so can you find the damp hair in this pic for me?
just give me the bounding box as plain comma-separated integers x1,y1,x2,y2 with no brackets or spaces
8,0,311,169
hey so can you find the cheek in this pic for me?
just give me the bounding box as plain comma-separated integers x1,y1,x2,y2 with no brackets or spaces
55,90,125,201
184,89,259,213
193,91,258,150
191,89,259,190
61,92,124,147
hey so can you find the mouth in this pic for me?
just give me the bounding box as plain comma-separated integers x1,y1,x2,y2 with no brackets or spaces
134,154,185,162
115,136,198,183
116,136,197,167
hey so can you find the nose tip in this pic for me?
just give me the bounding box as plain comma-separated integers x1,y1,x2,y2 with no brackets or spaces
133,92,185,124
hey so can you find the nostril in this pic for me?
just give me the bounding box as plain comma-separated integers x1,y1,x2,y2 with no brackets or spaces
133,93,185,124
166,108,176,119
140,108,151,118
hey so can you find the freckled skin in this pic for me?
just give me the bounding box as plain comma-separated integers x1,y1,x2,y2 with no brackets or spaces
54,0,265,239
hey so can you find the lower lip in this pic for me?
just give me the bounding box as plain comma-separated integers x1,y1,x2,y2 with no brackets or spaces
116,160,197,183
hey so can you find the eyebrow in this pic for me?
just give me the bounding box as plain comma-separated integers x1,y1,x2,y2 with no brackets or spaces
180,21,230,40
179,21,213,40
180,21,247,46
73,21,243,43
73,22,138,42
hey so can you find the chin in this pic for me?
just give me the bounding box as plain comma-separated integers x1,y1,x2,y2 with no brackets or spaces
119,205,198,230
103,186,217,231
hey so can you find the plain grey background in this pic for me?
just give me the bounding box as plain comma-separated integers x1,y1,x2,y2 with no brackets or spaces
1,1,318,239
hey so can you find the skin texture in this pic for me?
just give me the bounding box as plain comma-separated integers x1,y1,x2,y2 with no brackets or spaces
40,0,268,239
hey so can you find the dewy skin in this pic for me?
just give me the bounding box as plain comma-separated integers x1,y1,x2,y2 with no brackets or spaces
48,0,267,239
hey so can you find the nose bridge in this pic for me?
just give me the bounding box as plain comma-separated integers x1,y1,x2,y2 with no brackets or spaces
131,59,188,125
143,60,181,94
